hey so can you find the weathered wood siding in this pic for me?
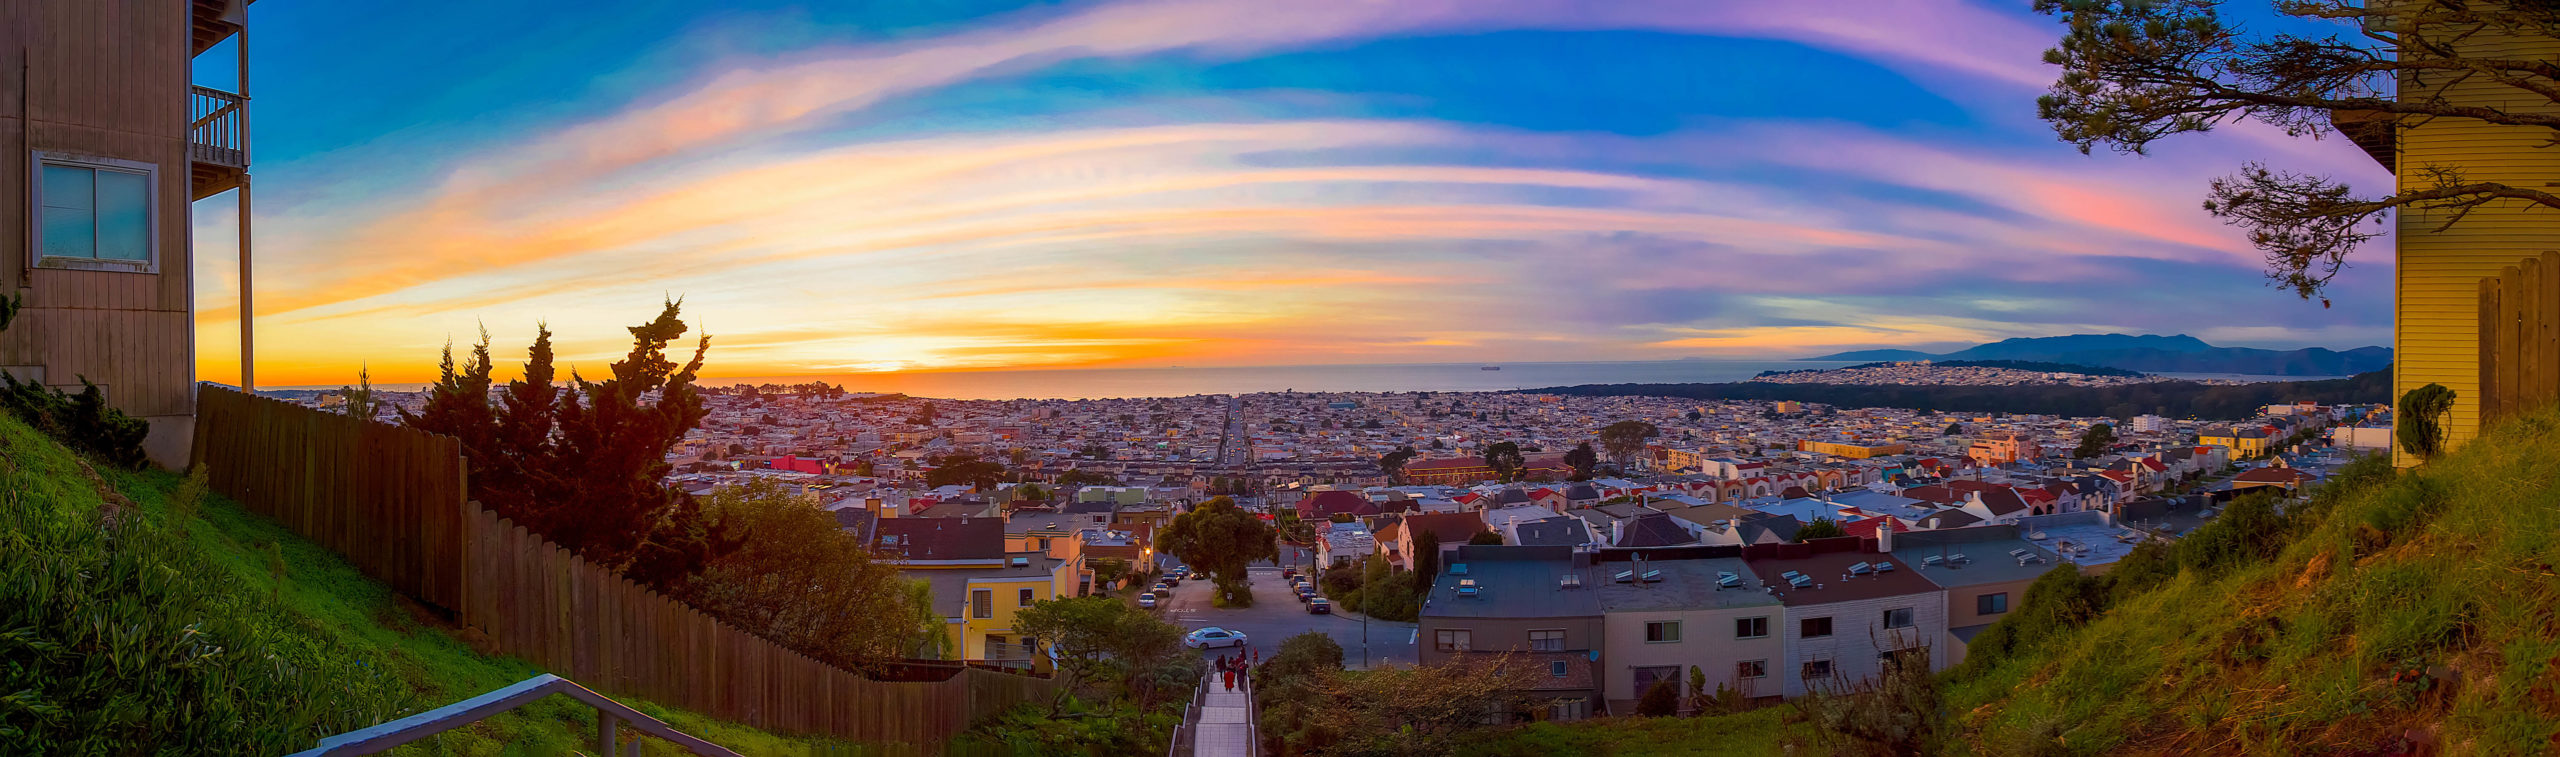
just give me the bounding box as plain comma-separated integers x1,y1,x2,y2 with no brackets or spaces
0,0,197,419
2477,252,2560,426
2392,22,2560,464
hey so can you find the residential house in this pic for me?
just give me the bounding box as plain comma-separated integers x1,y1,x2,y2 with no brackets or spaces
1396,511,1492,568
1892,526,2061,666
1744,538,1949,698
1418,546,1605,676
1,0,255,468
1595,551,1784,710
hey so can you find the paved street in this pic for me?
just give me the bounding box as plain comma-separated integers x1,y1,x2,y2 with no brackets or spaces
1160,565,1416,669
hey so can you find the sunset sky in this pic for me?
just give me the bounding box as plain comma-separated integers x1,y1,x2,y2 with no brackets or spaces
191,0,2396,387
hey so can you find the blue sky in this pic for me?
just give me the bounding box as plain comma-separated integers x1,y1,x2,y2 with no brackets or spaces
190,0,2396,385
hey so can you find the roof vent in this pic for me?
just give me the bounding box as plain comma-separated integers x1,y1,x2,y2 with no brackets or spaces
1559,573,1582,589
1920,555,1943,566
1787,574,1813,589
1640,569,1663,583
1612,570,1636,583
1847,561,1873,575
1873,561,1895,573
1456,578,1481,597
1717,574,1743,589
1949,552,1970,564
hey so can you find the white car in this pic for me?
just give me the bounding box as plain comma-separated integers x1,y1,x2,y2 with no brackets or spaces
1184,627,1248,649
1138,594,1158,609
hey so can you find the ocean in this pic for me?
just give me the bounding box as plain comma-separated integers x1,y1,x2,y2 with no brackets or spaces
277,360,2342,402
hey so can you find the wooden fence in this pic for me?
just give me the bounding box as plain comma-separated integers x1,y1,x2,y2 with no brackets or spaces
2479,251,2560,426
192,386,469,611
188,386,1058,751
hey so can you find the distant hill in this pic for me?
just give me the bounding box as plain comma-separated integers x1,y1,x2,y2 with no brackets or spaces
1523,368,2390,420
1804,333,2390,376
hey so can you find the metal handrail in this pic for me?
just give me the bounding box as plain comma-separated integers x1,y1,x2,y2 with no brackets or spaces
286,674,741,756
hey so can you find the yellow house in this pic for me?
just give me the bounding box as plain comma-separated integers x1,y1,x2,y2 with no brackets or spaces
1796,440,1908,459
2344,12,2560,464
913,553,1078,667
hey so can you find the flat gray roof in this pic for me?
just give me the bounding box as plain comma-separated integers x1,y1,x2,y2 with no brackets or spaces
1595,557,1779,612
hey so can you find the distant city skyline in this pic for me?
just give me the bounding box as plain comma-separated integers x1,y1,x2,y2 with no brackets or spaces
196,0,2392,387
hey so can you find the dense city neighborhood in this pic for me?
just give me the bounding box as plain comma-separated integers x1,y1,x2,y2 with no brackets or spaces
294,381,2387,720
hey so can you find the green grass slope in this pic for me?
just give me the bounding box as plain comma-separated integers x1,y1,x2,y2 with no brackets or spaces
0,412,861,755
1947,409,2560,755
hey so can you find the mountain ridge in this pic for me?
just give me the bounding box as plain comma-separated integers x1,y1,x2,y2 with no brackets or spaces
1803,333,2390,376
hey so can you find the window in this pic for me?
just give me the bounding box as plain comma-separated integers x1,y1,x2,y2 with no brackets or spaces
1801,617,1833,638
1019,588,1036,607
1528,629,1565,652
1977,592,2009,615
1737,659,1767,679
1549,660,1569,678
1644,621,1681,643
1801,659,1833,680
1435,629,1473,652
34,155,155,270
1735,616,1769,639
1037,537,1051,550
1631,665,1681,695
971,589,992,619
1883,607,1915,629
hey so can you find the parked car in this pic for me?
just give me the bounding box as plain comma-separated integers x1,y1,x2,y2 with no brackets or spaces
1295,585,1314,602
1138,594,1158,609
1186,568,1206,580
1160,574,1181,587
1183,627,1249,649
1150,586,1173,599
1306,597,1331,614
1280,567,1298,580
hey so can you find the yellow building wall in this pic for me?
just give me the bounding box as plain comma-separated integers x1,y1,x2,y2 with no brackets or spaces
951,574,1058,661
2393,25,2560,465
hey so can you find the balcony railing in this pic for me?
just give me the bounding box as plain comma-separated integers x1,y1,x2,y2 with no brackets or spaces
190,85,247,169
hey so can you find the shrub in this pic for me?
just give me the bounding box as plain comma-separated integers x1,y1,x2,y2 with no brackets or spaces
1636,677,1682,717
2173,490,2293,576
0,486,412,753
0,374,149,469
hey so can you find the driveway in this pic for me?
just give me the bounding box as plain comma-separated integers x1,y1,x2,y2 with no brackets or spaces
1160,565,1417,670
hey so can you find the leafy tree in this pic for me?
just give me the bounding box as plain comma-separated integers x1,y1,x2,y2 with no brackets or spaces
687,480,931,672
1284,655,1543,756
1598,420,1660,471
1014,482,1048,502
1467,530,1504,546
1794,517,1848,543
404,302,719,589
338,364,382,420
1944,422,1964,436
1481,441,1526,482
2074,423,2118,459
926,453,1007,491
1637,676,1682,717
1358,569,1419,622
1087,557,1132,590
1562,442,1600,480
1377,445,1419,484
2398,383,2456,460
1014,595,1196,706
2034,0,2560,303
905,579,953,660
1686,409,1704,421
1157,497,1276,603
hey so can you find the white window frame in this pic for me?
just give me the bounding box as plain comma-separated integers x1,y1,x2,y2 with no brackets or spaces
1528,628,1565,652
30,152,160,274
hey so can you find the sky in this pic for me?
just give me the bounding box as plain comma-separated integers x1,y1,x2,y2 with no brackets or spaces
189,0,2399,387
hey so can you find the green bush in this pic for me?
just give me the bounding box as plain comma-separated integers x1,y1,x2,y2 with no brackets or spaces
2173,490,2292,576
0,374,149,469
1636,676,1682,717
0,486,413,754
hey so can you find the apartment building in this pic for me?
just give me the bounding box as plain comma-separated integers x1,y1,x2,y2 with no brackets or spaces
1890,526,2061,666
1744,538,1949,698
1417,546,1604,668
1595,552,1784,710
